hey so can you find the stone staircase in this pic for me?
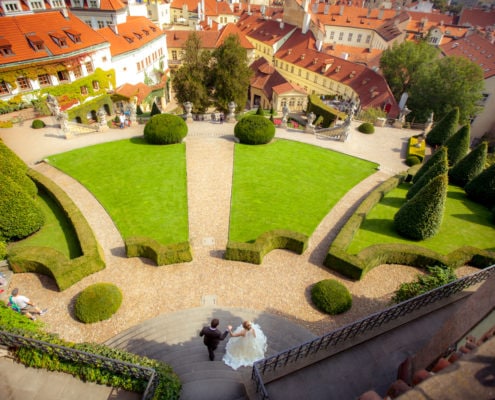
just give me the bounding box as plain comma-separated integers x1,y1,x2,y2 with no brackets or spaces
104,306,317,400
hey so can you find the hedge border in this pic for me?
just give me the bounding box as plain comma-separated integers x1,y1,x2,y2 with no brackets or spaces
125,237,192,265
7,168,105,290
323,173,495,280
225,230,308,264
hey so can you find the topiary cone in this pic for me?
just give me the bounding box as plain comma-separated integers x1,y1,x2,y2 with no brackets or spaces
449,141,488,188
426,107,459,147
465,163,495,208
412,147,447,184
444,124,470,167
407,155,448,200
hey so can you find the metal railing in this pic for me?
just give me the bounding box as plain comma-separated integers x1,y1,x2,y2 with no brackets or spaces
251,264,495,399
0,331,159,400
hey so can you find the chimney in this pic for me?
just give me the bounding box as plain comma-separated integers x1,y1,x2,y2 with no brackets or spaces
378,8,384,20
109,24,118,35
61,7,69,19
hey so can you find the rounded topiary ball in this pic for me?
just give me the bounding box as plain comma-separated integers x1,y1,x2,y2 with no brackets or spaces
234,115,275,145
31,119,45,129
144,113,187,144
358,122,375,134
74,283,122,323
406,155,422,166
311,279,352,315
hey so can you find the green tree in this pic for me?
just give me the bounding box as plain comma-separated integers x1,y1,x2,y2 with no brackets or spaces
394,174,448,240
210,34,252,113
379,41,439,100
172,32,211,113
406,155,448,200
426,107,459,147
408,56,484,123
449,142,488,188
412,146,448,184
465,163,495,207
444,124,470,167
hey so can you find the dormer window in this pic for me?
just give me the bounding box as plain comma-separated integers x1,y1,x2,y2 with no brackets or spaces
4,1,20,12
71,0,83,6
50,32,68,47
143,29,149,36
134,32,142,40
0,38,14,56
149,26,156,32
30,0,44,10
50,0,64,7
89,0,97,7
64,30,82,43
26,34,45,51
124,36,134,43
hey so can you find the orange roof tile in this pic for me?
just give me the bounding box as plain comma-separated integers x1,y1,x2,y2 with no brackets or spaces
0,10,108,67
459,8,495,29
238,14,297,45
440,33,495,79
97,16,164,57
115,82,152,103
406,11,454,33
99,0,127,11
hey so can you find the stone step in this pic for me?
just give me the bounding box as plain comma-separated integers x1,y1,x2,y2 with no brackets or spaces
180,378,247,400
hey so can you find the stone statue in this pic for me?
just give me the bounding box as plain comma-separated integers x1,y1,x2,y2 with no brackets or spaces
281,105,290,128
183,101,193,122
227,101,236,123
306,112,316,133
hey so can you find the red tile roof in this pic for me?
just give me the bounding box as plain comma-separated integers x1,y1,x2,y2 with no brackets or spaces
115,82,152,103
0,10,108,67
237,14,297,45
459,8,495,29
99,0,127,11
440,32,495,79
97,16,164,56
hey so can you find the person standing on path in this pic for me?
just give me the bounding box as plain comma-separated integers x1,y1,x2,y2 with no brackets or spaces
200,318,232,361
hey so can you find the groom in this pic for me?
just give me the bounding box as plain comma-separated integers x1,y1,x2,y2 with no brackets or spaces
200,318,232,361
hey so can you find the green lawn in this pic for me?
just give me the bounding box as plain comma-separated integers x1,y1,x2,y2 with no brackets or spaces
347,183,495,255
229,139,378,243
11,189,81,258
47,138,188,244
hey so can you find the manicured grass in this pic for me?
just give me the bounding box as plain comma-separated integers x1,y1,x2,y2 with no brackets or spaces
229,139,378,243
47,138,188,244
11,189,81,258
347,183,495,255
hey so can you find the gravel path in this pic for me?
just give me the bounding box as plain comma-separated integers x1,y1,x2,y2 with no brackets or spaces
1,119,476,344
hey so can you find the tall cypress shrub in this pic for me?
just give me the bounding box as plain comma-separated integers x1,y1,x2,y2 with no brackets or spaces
444,124,470,167
449,141,488,187
0,139,37,197
465,163,495,207
150,101,161,117
412,147,447,184
407,156,448,200
394,174,448,240
426,107,459,147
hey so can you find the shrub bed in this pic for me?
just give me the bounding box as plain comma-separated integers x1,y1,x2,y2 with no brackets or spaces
234,115,275,145
144,114,187,144
125,237,192,265
311,279,352,315
75,283,122,323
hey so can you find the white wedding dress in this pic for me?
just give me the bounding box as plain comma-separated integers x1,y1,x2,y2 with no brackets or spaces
223,323,267,370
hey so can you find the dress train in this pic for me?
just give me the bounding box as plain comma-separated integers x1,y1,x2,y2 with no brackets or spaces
223,323,267,370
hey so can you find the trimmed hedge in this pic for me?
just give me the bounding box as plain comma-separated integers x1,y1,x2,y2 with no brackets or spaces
75,283,122,323
306,95,345,127
407,135,426,163
426,107,459,147
406,155,448,200
444,125,470,167
31,119,45,129
357,122,375,134
449,141,488,188
7,169,105,291
234,115,275,145
125,237,192,265
311,279,352,315
144,114,187,145
225,230,308,264
412,147,447,184
0,138,38,197
465,163,495,207
323,173,495,280
0,304,181,399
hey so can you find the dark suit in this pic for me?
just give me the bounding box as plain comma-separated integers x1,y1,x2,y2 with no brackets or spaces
200,326,229,361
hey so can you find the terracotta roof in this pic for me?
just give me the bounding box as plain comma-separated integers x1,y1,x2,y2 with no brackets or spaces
0,10,108,67
99,0,127,11
115,82,152,103
320,43,383,68
459,8,495,29
406,11,454,33
440,32,495,79
238,14,297,45
97,16,164,57
276,29,399,116
216,23,254,49
170,0,202,13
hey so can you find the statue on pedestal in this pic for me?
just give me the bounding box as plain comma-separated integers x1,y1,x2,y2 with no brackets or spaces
281,105,289,128
183,101,193,122
305,112,316,133
227,101,236,123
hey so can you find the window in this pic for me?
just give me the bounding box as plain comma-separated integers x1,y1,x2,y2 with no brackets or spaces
80,86,89,95
38,74,51,86
5,2,19,11
57,70,69,82
338,32,344,41
0,82,10,95
72,0,82,6
65,30,82,43
51,0,63,7
306,72,309,79
17,77,31,90
366,35,371,44
85,19,91,26
0,46,13,56
137,62,142,72
50,34,67,47
298,68,301,76
348,33,353,42
30,1,43,9
97,20,105,29
92,80,99,90
357,34,362,43
85,61,94,73
102,56,107,62
291,65,294,73
172,50,177,60
329,31,334,40
89,0,97,6
73,65,83,78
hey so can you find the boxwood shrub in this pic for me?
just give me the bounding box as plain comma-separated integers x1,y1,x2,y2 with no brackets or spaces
406,156,421,166
465,163,495,207
31,119,46,129
234,115,275,144
449,141,488,188
357,122,375,134
426,107,459,147
74,283,122,323
311,279,352,315
144,114,187,144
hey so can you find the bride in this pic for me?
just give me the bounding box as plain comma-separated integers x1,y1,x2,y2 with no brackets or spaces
223,320,267,370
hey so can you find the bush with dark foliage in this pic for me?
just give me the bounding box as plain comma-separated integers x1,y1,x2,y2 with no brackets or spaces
412,147,448,184
464,163,495,208
311,279,352,315
234,115,275,145
144,114,187,144
449,141,488,187
75,283,123,323
406,156,448,200
444,124,470,167
426,107,459,147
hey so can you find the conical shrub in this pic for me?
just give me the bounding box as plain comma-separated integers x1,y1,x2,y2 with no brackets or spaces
465,163,495,207
426,107,459,147
150,101,161,117
444,125,470,167
0,139,37,197
449,141,488,187
407,155,448,200
394,174,448,240
412,147,447,184
0,174,44,241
